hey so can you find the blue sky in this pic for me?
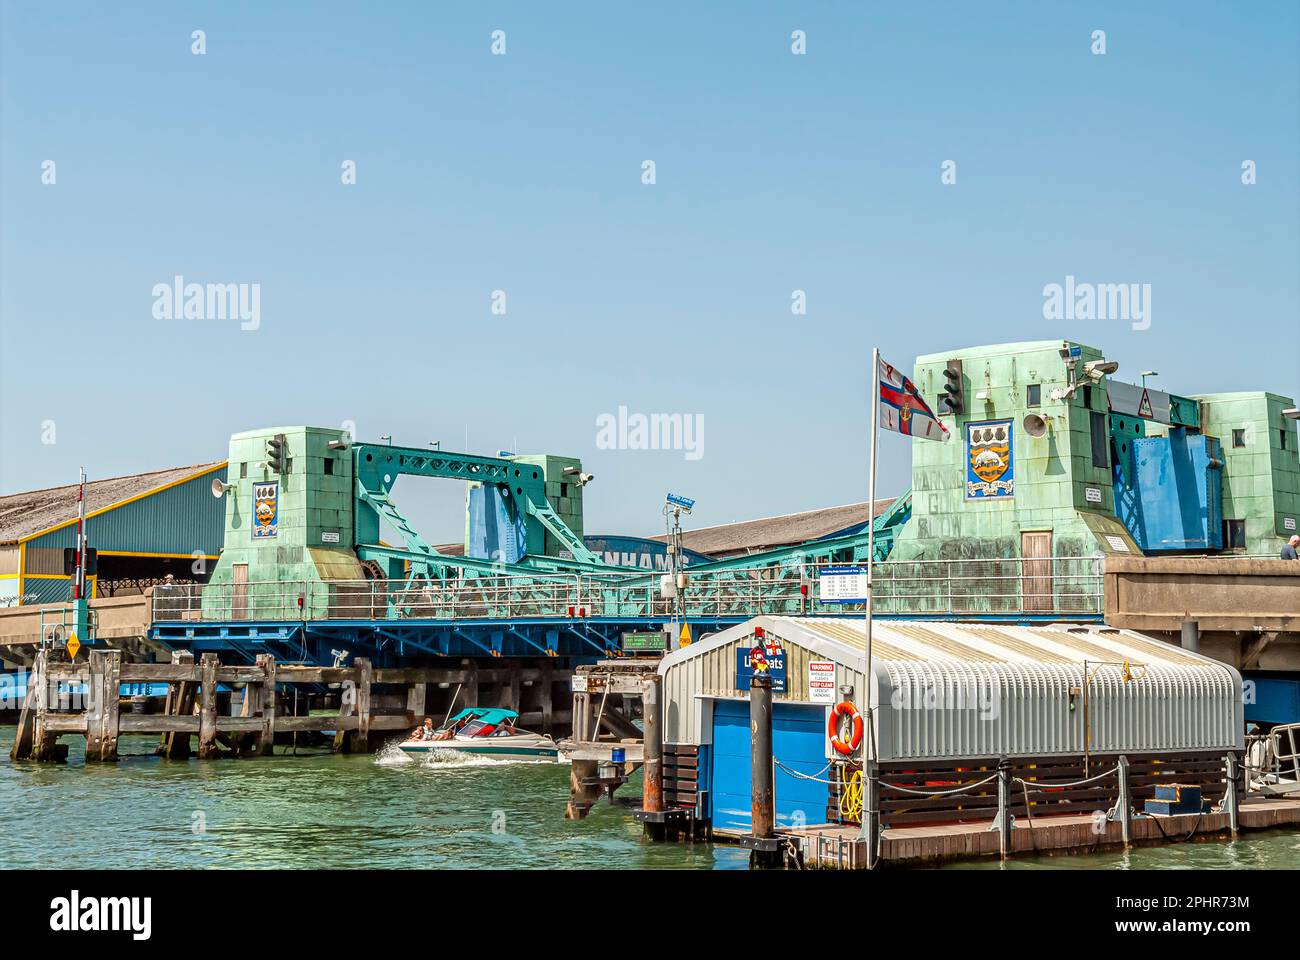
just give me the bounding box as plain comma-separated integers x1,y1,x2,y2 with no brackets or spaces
2,1,1297,542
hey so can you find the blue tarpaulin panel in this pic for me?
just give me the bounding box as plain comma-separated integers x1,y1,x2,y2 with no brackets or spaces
466,484,526,563
709,698,828,832
1115,428,1222,552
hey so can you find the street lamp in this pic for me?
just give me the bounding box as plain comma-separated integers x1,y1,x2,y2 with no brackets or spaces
1140,371,1158,387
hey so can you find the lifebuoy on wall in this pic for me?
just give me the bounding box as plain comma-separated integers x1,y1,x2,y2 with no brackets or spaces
828,701,864,755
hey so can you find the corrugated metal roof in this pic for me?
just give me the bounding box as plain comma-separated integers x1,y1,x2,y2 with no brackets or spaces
648,499,896,559
779,618,1224,670
0,463,226,544
659,616,1245,758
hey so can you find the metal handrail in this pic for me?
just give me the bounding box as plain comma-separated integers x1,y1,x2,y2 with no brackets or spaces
151,554,1105,623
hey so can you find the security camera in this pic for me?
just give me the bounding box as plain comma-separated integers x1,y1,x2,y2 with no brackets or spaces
1083,359,1119,382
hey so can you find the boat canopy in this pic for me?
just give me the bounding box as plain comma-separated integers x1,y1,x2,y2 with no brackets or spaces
445,707,519,727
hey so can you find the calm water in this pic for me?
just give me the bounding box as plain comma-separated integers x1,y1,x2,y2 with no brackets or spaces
2,726,1297,870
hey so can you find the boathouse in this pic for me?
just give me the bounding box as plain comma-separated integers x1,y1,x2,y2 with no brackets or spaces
657,617,1244,835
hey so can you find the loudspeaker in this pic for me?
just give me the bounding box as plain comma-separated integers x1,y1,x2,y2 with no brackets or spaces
1023,413,1050,438
211,477,235,498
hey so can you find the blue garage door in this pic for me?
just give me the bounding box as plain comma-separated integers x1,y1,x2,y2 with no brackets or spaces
710,698,828,833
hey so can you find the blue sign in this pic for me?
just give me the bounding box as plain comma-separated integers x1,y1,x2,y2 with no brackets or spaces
966,419,1015,500
666,492,695,511
736,640,787,692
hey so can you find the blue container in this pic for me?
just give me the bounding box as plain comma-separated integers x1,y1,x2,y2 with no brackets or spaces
611,747,626,764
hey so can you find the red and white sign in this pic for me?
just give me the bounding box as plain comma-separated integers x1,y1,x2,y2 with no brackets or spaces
808,660,836,704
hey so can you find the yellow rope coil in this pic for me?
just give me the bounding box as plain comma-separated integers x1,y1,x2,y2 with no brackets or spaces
838,769,863,823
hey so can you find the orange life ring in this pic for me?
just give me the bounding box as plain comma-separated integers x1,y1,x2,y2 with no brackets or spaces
828,701,864,755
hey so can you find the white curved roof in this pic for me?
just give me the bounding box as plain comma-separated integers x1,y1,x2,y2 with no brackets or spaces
658,617,1243,760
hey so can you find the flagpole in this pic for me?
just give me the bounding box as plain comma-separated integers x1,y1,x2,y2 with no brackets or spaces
863,347,879,863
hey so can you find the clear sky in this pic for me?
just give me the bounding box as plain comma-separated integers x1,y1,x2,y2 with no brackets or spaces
2,1,1297,543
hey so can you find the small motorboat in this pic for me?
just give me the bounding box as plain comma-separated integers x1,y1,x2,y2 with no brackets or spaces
398,708,559,761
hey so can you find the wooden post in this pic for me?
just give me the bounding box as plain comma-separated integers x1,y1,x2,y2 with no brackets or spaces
161,650,195,760
86,650,121,762
406,680,426,726
198,653,220,759
31,652,66,762
463,662,479,708
508,662,521,712
9,650,43,761
565,759,601,820
256,654,277,756
350,657,372,753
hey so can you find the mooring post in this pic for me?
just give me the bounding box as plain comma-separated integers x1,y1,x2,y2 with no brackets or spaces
1224,753,1240,836
996,759,1012,859
198,653,220,759
349,657,372,752
1117,754,1132,846
256,654,277,756
750,672,775,841
641,673,663,816
1180,619,1200,653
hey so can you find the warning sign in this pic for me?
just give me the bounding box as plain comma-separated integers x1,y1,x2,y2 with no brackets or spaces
66,634,81,660
1137,389,1154,419
808,660,836,704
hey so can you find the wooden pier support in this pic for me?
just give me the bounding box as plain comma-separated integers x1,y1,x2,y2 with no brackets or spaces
11,650,546,766
159,650,196,760
198,653,220,759
85,649,121,762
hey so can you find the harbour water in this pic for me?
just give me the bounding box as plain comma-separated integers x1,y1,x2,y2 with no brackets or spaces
2,728,1296,870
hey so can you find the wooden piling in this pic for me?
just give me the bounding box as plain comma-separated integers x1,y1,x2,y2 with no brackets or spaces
160,650,196,759
256,653,276,756
198,653,220,759
85,650,120,762
9,650,42,761
350,658,372,752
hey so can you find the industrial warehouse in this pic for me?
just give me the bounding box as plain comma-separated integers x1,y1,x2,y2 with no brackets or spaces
3,338,1300,871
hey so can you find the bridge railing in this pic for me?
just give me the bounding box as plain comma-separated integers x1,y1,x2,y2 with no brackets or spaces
152,555,1104,624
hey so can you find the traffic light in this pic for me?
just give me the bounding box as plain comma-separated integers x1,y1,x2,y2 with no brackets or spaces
941,360,964,415
265,434,287,473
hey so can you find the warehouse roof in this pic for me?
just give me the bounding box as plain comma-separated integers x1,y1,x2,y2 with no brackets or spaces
0,462,226,544
650,499,896,559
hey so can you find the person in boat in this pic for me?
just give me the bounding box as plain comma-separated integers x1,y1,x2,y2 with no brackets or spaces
431,713,472,741
411,717,435,741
